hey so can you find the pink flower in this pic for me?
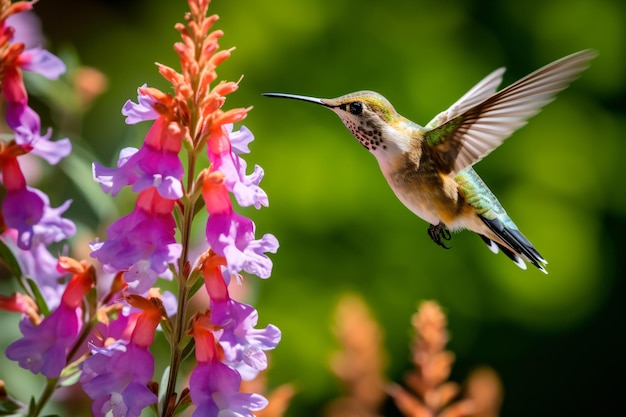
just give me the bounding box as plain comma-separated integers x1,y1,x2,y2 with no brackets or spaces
189,314,268,417
5,258,94,377
0,230,67,309
93,116,184,199
201,254,280,378
210,124,268,209
1,24,70,164
80,296,162,417
1,156,75,250
205,212,278,279
90,188,182,293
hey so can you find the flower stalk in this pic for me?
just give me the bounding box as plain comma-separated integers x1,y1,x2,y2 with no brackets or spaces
1,1,279,416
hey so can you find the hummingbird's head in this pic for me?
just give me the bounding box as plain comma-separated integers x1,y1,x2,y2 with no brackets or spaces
263,91,402,154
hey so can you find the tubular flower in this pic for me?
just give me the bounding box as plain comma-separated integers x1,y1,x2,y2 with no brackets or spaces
201,252,281,379
206,212,278,279
0,155,75,249
93,88,184,199
90,187,182,294
0,229,68,310
80,296,163,417
189,313,268,417
1,6,70,165
86,0,280,415
5,257,95,378
1,1,75,286
210,124,269,210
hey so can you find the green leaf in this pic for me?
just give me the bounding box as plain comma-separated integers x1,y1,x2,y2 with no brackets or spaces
158,366,171,406
0,396,22,415
180,336,195,362
0,239,23,278
26,277,51,317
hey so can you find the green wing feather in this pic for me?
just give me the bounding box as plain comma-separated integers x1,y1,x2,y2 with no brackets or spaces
423,50,597,175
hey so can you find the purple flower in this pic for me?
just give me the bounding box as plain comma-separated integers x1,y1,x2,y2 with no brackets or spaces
1,185,44,248
5,262,93,378
6,304,80,377
7,104,72,165
92,147,140,196
80,295,161,417
31,190,75,245
210,124,268,209
2,185,75,250
90,188,182,293
212,300,281,379
19,47,66,79
0,27,70,164
80,342,157,417
1,232,67,309
206,212,278,279
213,153,268,210
122,84,159,124
189,358,268,417
228,124,254,155
6,11,45,49
11,109,71,165
93,118,184,199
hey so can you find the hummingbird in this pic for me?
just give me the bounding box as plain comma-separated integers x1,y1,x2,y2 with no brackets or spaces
264,50,596,273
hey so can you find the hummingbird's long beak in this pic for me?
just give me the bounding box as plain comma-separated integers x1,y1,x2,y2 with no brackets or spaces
262,93,329,107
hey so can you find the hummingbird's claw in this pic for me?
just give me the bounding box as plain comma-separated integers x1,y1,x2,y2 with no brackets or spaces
428,223,452,249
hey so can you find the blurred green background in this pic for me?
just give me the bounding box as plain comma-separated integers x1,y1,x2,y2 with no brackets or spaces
2,0,625,415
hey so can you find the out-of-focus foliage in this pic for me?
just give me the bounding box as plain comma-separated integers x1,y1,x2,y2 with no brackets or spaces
1,0,623,416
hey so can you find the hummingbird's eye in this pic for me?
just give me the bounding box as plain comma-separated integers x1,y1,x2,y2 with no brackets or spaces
349,101,363,115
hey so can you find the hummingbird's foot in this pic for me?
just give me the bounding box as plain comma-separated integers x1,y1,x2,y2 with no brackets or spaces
428,223,452,249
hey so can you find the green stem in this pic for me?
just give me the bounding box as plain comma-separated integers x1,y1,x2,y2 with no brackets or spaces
162,154,197,417
28,378,58,417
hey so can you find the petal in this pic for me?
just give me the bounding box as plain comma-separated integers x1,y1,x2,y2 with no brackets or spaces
229,125,254,155
122,85,158,124
19,48,66,79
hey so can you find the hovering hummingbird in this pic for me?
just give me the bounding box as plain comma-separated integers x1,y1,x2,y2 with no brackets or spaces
264,50,596,273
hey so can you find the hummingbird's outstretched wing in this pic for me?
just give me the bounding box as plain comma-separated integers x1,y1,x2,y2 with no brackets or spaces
424,67,505,130
423,50,597,175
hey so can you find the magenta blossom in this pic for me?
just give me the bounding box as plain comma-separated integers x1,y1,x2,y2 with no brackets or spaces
190,359,268,417
81,342,157,417
0,231,67,309
90,188,182,293
6,305,80,377
6,259,94,378
212,150,268,210
206,212,278,279
202,256,281,379
80,297,161,417
214,300,281,379
210,124,268,209
2,186,75,250
189,314,268,417
92,116,184,199
121,84,159,124
1,156,75,250
1,36,70,164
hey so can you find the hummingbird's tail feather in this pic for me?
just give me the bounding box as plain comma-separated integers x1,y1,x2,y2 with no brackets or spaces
479,217,548,274
479,235,528,270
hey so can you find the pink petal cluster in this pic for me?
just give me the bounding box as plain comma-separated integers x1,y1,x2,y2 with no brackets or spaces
90,187,182,294
5,258,95,378
189,314,268,417
80,297,162,417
